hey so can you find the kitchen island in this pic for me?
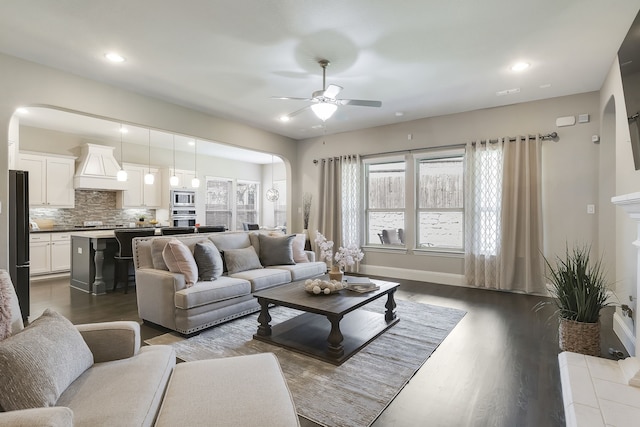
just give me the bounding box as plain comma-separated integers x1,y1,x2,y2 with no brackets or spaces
70,230,118,295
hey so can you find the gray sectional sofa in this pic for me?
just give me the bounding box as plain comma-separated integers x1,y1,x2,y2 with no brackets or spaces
0,269,300,426
133,231,327,335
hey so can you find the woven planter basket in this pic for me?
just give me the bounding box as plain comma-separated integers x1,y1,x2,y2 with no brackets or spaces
559,318,600,356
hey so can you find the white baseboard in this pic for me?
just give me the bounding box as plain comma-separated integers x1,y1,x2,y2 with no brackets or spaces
359,265,465,287
613,311,636,356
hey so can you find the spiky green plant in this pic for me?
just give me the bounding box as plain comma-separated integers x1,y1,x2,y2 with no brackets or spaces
537,245,613,323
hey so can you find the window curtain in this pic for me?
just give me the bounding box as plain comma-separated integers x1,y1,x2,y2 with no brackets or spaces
499,136,544,293
316,155,361,271
464,140,503,288
464,136,545,293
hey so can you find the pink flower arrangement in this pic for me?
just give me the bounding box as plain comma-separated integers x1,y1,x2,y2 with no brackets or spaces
314,231,364,269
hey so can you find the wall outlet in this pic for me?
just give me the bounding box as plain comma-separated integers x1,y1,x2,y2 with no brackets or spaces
587,204,595,214
77,247,82,254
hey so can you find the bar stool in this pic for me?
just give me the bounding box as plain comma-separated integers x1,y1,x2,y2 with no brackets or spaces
196,225,226,233
113,229,156,293
161,227,196,235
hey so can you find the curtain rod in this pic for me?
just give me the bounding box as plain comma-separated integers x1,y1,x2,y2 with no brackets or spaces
471,132,558,145
312,132,559,164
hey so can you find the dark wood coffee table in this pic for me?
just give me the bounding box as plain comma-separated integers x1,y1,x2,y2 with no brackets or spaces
253,276,399,365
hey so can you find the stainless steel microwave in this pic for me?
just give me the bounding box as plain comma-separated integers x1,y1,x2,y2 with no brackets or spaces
171,190,196,207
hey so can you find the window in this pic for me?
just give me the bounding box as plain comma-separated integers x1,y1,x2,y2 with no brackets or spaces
273,179,287,228
365,159,405,245
235,180,260,230
416,153,464,251
205,178,233,230
205,178,260,231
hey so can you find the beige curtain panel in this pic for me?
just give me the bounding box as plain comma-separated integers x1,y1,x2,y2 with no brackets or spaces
465,136,545,294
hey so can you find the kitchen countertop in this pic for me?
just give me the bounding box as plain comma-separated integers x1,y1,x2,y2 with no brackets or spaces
31,226,160,233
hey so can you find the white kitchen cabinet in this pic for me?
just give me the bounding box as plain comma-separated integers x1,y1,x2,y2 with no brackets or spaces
50,233,71,272
19,152,75,208
30,234,52,275
116,163,161,208
30,233,72,275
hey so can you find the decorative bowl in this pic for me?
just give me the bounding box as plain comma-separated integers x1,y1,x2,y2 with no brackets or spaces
304,278,345,295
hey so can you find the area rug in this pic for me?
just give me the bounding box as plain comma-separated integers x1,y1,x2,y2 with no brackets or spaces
146,299,465,427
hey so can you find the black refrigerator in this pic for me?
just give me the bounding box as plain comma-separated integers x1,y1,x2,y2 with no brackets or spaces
9,170,30,321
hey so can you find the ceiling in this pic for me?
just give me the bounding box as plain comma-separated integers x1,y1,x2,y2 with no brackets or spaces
0,0,639,142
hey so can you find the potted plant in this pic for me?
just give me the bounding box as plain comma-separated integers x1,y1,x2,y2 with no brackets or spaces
536,245,614,356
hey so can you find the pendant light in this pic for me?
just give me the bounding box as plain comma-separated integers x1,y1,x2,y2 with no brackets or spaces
116,124,128,182
169,135,179,186
144,129,154,185
265,155,279,202
191,139,200,188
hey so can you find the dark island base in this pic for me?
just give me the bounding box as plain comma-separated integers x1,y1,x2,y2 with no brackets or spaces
254,309,399,365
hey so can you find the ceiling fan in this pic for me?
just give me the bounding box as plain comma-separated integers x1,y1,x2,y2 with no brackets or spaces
273,59,382,122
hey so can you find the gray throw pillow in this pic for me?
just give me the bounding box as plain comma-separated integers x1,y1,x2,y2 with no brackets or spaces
224,246,263,274
258,234,295,266
193,241,223,281
0,309,94,410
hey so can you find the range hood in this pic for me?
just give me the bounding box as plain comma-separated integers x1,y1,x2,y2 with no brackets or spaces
73,143,128,191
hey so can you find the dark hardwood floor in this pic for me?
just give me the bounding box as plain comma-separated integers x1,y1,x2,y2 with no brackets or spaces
30,275,626,427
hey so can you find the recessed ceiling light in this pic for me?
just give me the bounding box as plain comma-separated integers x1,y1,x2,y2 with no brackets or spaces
395,112,404,117
105,52,125,63
187,140,195,146
539,83,552,89
279,116,290,122
119,127,128,134
16,107,28,114
511,62,530,72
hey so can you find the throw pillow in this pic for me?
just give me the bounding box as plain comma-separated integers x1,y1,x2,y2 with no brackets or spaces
292,234,309,263
150,237,176,271
162,239,199,287
193,241,223,281
258,234,295,266
224,246,263,274
0,309,94,410
0,269,15,340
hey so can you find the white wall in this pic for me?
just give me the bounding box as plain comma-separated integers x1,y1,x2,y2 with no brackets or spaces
297,92,601,287
601,58,640,354
0,53,298,270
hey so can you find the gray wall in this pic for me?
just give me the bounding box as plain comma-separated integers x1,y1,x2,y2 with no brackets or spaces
297,92,602,285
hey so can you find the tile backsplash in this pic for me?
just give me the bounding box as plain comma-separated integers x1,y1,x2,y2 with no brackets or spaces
29,190,156,228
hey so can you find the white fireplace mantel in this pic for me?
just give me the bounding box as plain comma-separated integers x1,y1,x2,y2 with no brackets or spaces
612,192,640,220
612,192,640,355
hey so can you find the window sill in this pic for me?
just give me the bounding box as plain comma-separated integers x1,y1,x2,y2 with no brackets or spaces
362,245,408,254
412,248,464,258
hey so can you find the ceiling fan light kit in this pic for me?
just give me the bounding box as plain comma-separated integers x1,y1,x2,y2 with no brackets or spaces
275,59,382,122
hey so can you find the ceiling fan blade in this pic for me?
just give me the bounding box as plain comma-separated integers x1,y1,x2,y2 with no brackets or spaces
284,105,310,118
271,96,313,101
338,99,382,107
323,84,343,99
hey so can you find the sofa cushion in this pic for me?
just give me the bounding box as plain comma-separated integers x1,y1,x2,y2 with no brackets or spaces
175,277,252,309
266,262,327,281
193,241,223,281
258,234,295,267
224,246,263,274
155,353,299,427
209,232,252,251
292,234,309,263
163,239,199,287
57,345,175,427
0,309,94,411
230,268,291,292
